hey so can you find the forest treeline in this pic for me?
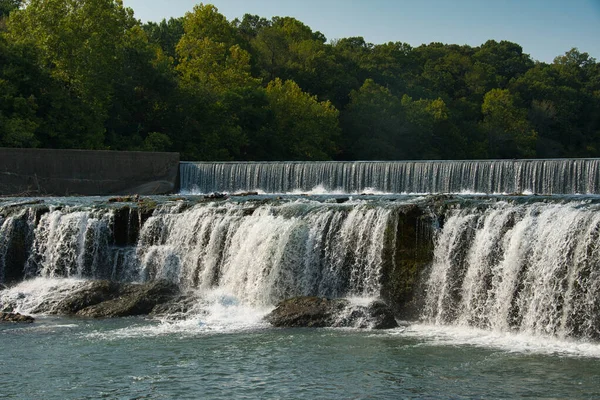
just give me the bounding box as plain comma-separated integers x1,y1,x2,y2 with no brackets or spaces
1,0,599,160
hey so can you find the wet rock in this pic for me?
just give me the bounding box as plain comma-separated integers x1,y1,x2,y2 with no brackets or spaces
265,297,345,328
364,300,398,329
0,312,34,323
0,200,43,215
112,206,138,246
204,192,228,200
265,296,398,329
231,191,259,197
150,293,198,319
50,280,122,315
76,280,179,318
379,204,435,319
108,195,139,203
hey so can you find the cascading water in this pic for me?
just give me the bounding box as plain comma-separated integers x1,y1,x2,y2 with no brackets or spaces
422,200,600,340
27,208,115,279
0,199,403,316
3,158,600,343
0,214,9,282
133,201,395,305
4,163,600,400
180,159,600,195
0,208,33,284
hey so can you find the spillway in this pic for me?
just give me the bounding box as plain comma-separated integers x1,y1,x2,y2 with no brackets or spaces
180,159,600,195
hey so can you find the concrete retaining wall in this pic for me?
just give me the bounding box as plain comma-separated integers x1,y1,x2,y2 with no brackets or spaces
0,148,180,196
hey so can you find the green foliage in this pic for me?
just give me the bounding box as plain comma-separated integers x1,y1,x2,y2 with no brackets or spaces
481,89,537,157
0,36,39,147
0,0,20,17
265,78,339,160
0,1,598,161
105,25,178,151
6,0,137,148
143,17,184,61
142,132,172,152
342,79,405,160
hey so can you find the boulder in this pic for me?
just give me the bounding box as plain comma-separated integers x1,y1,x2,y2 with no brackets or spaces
150,293,198,319
204,192,227,200
76,280,179,318
50,280,122,315
265,297,346,328
0,312,34,323
365,300,398,329
231,191,259,197
108,195,139,203
265,296,398,329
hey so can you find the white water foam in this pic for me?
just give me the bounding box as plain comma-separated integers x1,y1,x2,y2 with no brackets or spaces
0,277,89,314
423,201,600,339
402,324,600,359
84,288,273,340
180,185,396,196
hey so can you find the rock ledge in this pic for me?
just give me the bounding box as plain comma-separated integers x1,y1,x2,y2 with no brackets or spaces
0,312,34,323
265,296,398,329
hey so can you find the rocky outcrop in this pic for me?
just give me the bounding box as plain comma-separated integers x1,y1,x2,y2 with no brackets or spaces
25,280,179,318
265,296,398,329
48,280,122,315
360,300,400,330
0,312,34,323
380,204,435,318
265,297,344,328
76,280,179,318
150,294,198,319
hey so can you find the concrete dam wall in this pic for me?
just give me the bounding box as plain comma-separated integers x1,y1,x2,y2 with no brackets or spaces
0,148,180,196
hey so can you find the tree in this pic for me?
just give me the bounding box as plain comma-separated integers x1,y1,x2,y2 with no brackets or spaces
341,79,406,160
6,0,137,148
512,49,599,157
104,25,179,151
176,4,257,97
0,35,39,147
265,78,339,160
249,16,337,100
143,17,184,61
481,88,537,158
0,0,20,18
419,44,474,99
173,4,262,160
473,40,534,87
401,95,463,159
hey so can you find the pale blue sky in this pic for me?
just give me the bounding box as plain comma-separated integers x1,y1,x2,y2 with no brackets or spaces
123,0,600,63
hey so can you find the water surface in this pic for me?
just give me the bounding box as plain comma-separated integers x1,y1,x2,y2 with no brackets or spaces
2,317,599,399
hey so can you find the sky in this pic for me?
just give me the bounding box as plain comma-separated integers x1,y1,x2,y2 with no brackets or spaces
122,0,600,63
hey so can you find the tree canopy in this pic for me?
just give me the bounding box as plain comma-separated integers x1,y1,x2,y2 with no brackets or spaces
1,1,598,161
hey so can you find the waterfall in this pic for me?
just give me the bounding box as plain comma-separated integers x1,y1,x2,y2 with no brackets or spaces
26,208,116,280
0,215,8,282
1,200,401,306
0,209,33,284
422,201,600,340
180,159,600,195
131,201,396,305
3,194,600,340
